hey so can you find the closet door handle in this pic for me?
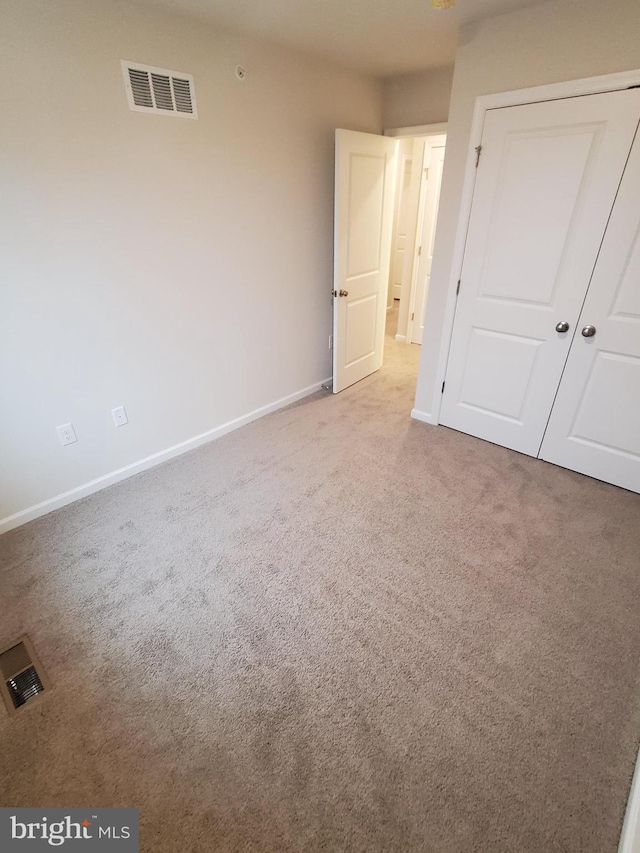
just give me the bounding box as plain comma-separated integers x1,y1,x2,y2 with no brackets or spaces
581,325,596,338
555,321,570,333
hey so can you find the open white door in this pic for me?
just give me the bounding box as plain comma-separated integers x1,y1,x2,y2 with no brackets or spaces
333,130,397,393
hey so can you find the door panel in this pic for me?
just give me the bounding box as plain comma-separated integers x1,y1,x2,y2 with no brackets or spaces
540,125,640,493
440,89,640,455
347,154,385,276
460,328,542,422
479,131,596,305
345,294,377,366
333,130,397,393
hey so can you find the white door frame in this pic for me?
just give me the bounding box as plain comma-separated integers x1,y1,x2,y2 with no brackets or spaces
411,68,640,853
419,67,640,429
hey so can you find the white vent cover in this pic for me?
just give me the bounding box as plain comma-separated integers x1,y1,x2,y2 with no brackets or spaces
121,61,198,119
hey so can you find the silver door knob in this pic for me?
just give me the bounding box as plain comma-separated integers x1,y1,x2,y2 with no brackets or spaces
581,325,596,337
339,289,349,297
555,320,570,333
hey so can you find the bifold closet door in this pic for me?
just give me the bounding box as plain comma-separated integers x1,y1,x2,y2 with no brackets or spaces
440,89,640,456
539,123,640,494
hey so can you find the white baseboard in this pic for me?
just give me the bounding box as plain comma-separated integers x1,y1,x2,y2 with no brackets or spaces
619,746,640,853
411,408,438,426
395,334,407,342
0,377,332,536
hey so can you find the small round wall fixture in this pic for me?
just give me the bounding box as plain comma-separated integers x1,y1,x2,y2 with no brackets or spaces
430,0,455,7
235,65,246,80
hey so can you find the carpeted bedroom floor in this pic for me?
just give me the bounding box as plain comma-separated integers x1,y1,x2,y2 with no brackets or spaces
1,310,640,852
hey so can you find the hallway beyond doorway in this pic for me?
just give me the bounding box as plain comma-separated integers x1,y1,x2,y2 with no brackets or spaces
385,300,421,383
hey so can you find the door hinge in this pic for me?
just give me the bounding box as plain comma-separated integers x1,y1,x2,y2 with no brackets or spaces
411,312,415,321
423,167,429,180
475,145,482,167
456,279,461,296
441,381,446,393
418,245,422,256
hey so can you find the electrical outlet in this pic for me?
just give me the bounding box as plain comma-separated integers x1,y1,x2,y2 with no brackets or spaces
57,423,77,446
111,406,128,427
329,335,333,350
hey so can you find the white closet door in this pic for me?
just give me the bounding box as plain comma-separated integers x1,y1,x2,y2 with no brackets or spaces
440,89,640,456
540,124,640,493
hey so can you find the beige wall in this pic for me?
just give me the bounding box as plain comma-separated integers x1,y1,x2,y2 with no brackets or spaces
414,0,640,419
0,0,382,525
382,66,454,130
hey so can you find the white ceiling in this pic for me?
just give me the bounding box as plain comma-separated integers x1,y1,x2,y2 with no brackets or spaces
138,0,549,77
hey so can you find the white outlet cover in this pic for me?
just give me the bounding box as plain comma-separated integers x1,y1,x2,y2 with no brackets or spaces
112,406,128,427
57,423,77,446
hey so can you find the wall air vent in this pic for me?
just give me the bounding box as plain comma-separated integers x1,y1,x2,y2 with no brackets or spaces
121,61,198,119
0,635,50,715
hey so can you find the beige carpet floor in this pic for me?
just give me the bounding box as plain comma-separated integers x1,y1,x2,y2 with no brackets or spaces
1,309,640,852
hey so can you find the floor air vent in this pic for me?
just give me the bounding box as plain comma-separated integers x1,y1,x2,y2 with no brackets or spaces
0,636,50,715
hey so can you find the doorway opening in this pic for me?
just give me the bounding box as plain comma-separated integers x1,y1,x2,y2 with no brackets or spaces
385,125,447,349
331,124,446,395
